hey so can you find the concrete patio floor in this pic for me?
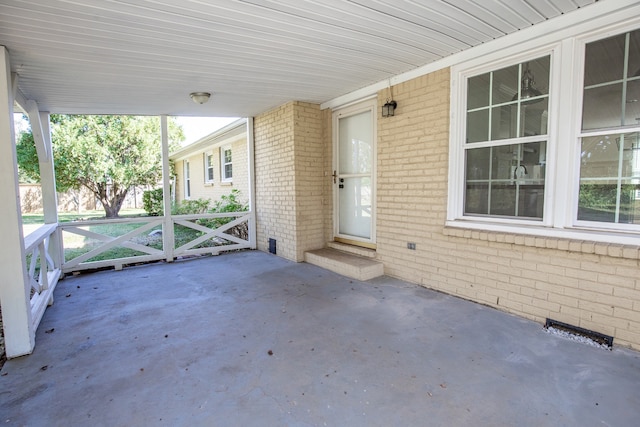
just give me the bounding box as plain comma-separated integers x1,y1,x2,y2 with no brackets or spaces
1,250,639,426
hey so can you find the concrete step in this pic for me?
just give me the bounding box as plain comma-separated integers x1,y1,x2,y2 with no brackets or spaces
304,248,384,281
327,241,377,258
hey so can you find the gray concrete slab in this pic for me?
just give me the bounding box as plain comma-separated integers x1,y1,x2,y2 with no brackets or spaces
1,250,639,426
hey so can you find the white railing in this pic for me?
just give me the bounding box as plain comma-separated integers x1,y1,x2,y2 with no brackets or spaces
59,211,253,273
23,223,62,331
173,212,252,257
60,217,165,273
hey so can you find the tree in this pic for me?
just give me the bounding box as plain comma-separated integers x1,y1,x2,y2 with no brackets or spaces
17,115,184,218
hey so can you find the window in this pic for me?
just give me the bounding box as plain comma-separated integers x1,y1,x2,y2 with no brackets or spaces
578,29,640,226
184,160,191,199
205,152,214,183
448,23,640,243
464,56,550,220
221,146,232,181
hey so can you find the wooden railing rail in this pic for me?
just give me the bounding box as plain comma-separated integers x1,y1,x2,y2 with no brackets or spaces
23,223,62,331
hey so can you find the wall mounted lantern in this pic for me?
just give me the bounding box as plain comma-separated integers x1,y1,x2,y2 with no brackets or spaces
382,100,397,117
190,92,211,104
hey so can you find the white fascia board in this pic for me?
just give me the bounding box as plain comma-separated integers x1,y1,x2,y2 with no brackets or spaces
170,118,247,161
321,0,640,111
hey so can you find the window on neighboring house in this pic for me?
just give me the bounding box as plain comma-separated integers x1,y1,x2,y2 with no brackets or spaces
205,152,214,183
578,29,640,226
221,146,232,181
464,55,550,220
448,23,640,241
184,160,191,199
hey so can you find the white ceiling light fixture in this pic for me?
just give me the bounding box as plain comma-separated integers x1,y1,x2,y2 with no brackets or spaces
190,92,211,104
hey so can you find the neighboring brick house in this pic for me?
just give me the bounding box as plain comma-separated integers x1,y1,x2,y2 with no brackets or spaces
251,15,640,350
171,119,249,206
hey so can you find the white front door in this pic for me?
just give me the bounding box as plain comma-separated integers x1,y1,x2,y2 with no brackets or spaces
333,100,376,245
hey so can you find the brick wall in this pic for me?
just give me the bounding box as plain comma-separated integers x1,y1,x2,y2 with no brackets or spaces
293,102,325,260
254,102,325,262
254,103,298,261
374,68,640,351
252,70,640,350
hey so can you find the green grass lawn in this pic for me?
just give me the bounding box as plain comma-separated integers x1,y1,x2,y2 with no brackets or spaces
22,209,147,225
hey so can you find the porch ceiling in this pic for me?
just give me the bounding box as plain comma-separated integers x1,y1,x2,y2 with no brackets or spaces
1,0,597,117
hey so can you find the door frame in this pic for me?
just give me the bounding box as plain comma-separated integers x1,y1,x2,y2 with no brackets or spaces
332,98,377,247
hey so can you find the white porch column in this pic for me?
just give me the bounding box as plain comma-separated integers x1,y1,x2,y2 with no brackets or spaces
25,104,62,276
0,47,34,357
25,103,58,224
160,115,174,261
247,117,257,249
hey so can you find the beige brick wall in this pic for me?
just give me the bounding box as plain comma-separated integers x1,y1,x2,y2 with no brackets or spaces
252,69,640,350
293,102,326,260
254,101,325,262
373,68,640,351
173,137,249,207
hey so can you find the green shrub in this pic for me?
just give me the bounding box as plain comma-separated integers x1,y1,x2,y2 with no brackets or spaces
172,198,211,215
143,188,164,216
172,190,249,241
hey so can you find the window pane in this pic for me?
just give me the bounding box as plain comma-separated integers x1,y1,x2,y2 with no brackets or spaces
490,145,516,181
466,147,491,180
464,183,489,215
525,56,550,98
578,181,619,222
628,30,640,79
580,134,620,178
467,73,490,110
584,33,626,86
582,83,623,130
339,110,372,174
465,142,545,219
619,181,640,224
579,132,640,224
339,177,372,238
521,98,548,137
490,185,516,216
225,164,233,179
491,105,515,140
518,186,545,218
625,80,640,127
622,133,640,178
492,64,519,105
466,109,489,143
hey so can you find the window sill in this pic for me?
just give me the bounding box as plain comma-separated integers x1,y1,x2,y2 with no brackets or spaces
220,181,233,186
444,219,640,260
204,182,215,187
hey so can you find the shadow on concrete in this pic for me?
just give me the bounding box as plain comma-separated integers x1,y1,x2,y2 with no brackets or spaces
1,250,639,426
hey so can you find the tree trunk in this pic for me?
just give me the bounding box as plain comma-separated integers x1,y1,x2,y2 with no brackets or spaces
87,182,128,218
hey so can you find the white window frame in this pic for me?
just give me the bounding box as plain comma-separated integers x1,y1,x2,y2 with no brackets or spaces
572,27,640,233
447,19,640,246
204,151,214,184
220,145,232,182
183,159,191,199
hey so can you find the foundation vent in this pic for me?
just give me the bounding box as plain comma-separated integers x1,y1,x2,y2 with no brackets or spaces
268,238,277,255
545,319,613,349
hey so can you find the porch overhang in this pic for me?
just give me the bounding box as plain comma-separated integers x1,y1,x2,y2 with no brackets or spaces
0,0,622,118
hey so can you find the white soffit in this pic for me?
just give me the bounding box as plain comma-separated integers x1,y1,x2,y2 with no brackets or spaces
0,0,620,117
